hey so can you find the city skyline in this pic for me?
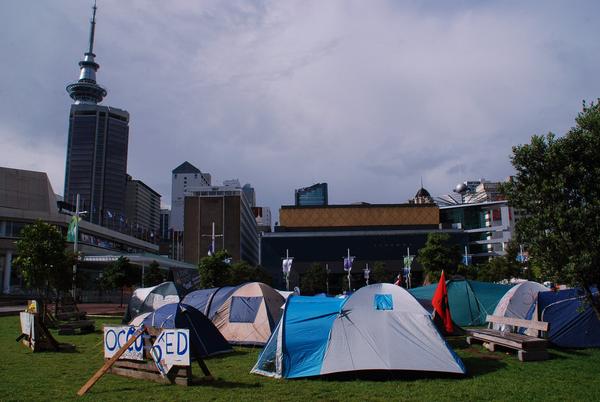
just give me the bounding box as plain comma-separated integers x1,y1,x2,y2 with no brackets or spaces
2,1,600,219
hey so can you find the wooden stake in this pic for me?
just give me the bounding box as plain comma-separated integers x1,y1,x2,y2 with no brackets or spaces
77,326,146,396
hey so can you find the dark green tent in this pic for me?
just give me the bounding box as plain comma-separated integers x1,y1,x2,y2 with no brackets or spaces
409,279,512,326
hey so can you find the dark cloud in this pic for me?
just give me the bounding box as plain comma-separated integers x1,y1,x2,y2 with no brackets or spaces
1,0,599,218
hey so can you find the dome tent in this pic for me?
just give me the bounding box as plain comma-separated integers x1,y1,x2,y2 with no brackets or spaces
492,281,548,334
122,281,180,323
183,282,285,345
252,284,465,379
142,302,232,357
409,279,512,326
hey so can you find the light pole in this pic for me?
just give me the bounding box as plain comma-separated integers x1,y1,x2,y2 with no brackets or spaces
363,264,371,286
70,194,87,300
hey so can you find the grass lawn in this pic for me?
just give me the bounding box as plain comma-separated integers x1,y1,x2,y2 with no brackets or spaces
1,315,599,401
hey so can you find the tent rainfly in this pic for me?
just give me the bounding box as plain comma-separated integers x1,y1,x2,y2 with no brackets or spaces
409,279,512,326
538,288,600,348
183,282,285,345
122,281,180,323
251,284,466,379
143,302,232,357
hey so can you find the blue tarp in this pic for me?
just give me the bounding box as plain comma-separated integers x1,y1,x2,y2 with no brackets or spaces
283,295,346,378
538,288,600,348
143,302,232,357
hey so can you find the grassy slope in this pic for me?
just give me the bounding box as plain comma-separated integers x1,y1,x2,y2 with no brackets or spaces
0,316,599,401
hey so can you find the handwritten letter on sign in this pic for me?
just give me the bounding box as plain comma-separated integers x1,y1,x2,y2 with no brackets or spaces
150,329,190,376
103,326,145,361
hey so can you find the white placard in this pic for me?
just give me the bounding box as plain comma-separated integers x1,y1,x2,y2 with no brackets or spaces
20,312,35,339
103,326,144,361
150,329,190,376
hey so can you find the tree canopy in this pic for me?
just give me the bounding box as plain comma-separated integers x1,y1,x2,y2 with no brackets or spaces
144,260,165,287
502,100,600,318
417,232,462,283
300,263,327,295
13,220,72,299
101,256,136,306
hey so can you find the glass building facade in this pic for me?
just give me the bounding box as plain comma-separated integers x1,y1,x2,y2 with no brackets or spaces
295,183,328,206
64,104,129,227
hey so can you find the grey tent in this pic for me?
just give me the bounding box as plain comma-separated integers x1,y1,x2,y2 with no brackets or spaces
123,281,180,323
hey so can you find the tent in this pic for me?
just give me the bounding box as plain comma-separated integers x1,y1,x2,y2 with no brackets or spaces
538,288,600,348
183,282,285,345
409,279,512,326
142,302,232,357
123,281,180,323
251,284,466,379
492,281,547,334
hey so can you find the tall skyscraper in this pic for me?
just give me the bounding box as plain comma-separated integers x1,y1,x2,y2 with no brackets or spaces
125,175,161,238
63,3,130,226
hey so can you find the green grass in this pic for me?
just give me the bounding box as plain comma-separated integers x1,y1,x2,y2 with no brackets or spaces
1,316,599,401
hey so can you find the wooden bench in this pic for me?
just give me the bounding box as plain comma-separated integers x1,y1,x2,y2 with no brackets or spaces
466,315,550,362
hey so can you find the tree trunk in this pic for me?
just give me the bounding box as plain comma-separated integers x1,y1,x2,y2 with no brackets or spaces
582,284,600,321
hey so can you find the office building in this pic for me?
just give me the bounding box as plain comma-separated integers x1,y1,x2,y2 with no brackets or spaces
125,175,161,240
63,4,130,227
183,184,259,266
253,207,272,233
170,161,211,232
295,183,328,206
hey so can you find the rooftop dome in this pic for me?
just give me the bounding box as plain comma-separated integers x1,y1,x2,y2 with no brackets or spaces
415,187,431,198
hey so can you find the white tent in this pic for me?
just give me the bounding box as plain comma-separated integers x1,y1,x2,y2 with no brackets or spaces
252,283,465,378
123,282,180,323
492,280,547,334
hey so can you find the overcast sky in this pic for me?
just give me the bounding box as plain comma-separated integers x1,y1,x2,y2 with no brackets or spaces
2,1,599,220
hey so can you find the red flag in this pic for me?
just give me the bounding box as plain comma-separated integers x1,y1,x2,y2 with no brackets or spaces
431,270,453,334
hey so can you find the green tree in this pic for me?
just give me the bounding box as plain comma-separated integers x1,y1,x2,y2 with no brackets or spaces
145,261,165,286
198,250,232,288
501,100,600,318
228,261,272,286
417,232,462,283
370,261,395,284
101,256,135,306
13,220,72,301
300,263,327,295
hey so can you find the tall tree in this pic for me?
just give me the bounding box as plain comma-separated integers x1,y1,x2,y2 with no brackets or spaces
145,260,165,287
228,261,273,286
300,264,327,295
13,220,72,301
502,100,600,318
198,250,232,288
370,261,395,284
417,232,462,283
101,256,135,306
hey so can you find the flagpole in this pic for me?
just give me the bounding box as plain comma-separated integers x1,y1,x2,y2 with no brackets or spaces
286,249,290,291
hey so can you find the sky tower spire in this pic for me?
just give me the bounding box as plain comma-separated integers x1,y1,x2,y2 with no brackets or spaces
66,1,107,104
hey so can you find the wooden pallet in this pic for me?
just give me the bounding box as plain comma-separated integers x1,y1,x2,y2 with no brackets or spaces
109,359,198,386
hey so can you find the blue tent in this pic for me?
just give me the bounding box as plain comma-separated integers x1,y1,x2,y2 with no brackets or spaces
409,279,512,326
252,284,465,378
182,286,239,319
538,288,600,348
143,303,232,357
